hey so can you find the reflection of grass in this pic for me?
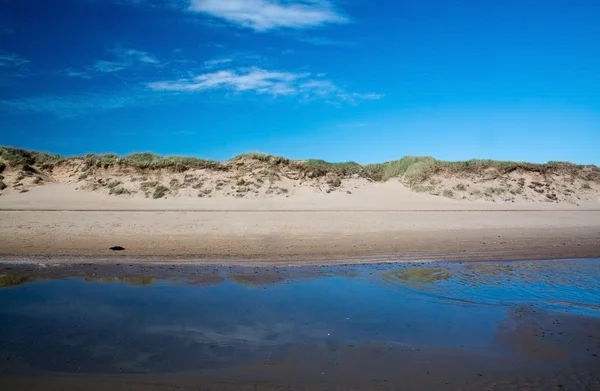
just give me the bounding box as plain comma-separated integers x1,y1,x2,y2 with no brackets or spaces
383,268,450,286
465,263,515,275
0,274,33,288
84,276,156,286
230,274,284,286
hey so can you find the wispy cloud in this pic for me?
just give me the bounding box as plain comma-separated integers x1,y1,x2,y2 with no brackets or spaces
59,68,93,79
148,67,303,95
0,91,155,118
188,0,348,31
204,58,233,69
296,36,357,46
65,47,161,78
148,67,382,103
0,50,30,68
101,0,186,7
91,47,160,73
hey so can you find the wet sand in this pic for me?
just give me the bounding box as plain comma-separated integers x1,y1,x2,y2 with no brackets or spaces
1,210,599,264
1,260,599,390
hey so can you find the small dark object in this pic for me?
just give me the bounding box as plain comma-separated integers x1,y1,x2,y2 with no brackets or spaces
109,246,125,251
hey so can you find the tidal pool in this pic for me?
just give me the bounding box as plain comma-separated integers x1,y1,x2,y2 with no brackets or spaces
0,259,599,390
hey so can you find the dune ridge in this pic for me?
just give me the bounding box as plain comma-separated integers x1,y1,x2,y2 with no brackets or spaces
1,147,599,205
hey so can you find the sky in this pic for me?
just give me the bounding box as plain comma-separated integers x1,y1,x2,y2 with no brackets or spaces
0,0,599,164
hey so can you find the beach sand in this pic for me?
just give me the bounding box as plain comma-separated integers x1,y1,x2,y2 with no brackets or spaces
1,183,599,264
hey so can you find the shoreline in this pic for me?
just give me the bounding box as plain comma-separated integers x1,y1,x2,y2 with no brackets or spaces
1,210,600,266
1,225,599,266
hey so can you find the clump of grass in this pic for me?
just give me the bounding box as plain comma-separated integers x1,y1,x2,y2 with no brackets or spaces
78,172,89,181
0,181,6,191
109,187,133,196
153,185,169,199
325,173,342,187
106,180,123,189
81,152,218,171
484,187,505,196
378,156,437,182
140,181,158,190
305,159,363,177
442,189,454,198
265,171,281,182
455,183,466,191
509,187,522,195
470,189,482,196
233,152,290,165
0,147,62,167
582,183,591,190
412,184,434,193
169,178,180,188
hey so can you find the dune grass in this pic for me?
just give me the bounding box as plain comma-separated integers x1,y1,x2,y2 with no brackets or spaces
0,147,62,167
1,146,598,187
82,152,218,170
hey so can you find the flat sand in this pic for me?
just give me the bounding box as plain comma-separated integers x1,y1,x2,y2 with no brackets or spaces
1,184,599,265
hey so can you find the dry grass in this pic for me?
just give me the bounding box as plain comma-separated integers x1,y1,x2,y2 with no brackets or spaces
442,189,454,198
109,187,133,196
153,185,169,199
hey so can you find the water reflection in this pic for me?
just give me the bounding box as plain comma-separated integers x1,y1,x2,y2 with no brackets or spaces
0,274,33,288
383,267,450,286
82,276,156,286
380,259,600,314
0,259,598,384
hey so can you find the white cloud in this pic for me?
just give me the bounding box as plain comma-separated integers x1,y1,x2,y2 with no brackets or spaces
148,67,382,103
204,58,233,68
0,50,30,68
188,0,348,31
148,67,303,95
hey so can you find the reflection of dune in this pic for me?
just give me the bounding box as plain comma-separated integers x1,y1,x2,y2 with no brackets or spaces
230,272,285,286
83,276,156,286
0,274,34,288
383,267,450,286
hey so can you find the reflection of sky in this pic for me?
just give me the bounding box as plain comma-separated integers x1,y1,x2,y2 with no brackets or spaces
0,259,598,375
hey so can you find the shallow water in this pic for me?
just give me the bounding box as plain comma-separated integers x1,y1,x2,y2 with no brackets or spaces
0,259,599,390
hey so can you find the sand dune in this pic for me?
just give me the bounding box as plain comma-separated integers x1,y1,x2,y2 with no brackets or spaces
1,148,599,264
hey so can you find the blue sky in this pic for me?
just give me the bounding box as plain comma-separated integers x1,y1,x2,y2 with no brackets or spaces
1,0,599,164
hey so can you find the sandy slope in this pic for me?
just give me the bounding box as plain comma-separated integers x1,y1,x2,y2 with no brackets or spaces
0,183,599,264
